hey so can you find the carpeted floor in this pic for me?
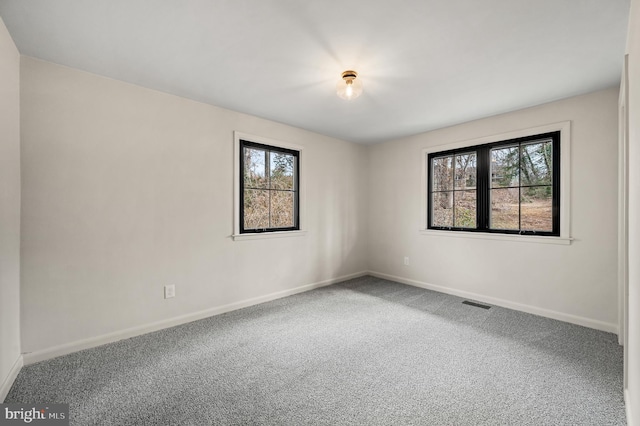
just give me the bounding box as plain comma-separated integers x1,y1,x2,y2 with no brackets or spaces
5,276,626,425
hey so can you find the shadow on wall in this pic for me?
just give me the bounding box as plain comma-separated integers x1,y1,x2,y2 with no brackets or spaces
313,166,362,282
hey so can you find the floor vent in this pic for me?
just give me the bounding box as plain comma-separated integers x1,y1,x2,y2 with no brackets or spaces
462,300,491,310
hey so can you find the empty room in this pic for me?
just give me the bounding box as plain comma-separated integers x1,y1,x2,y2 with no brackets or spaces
1,1,639,425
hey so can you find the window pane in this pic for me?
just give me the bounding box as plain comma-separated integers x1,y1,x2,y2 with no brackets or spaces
521,140,552,186
432,192,453,227
428,131,558,235
270,152,295,190
243,147,267,189
271,191,295,228
491,145,519,188
490,188,519,230
455,153,477,190
521,186,553,231
454,190,476,228
432,156,453,191
243,189,270,229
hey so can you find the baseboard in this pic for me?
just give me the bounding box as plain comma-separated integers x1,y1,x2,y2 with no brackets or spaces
626,389,636,426
23,271,367,365
368,271,618,334
0,355,23,402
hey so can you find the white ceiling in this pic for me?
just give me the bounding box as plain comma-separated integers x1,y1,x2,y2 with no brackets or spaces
0,0,630,144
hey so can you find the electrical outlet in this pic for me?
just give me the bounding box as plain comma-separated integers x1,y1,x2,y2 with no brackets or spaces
164,284,175,299
404,256,410,266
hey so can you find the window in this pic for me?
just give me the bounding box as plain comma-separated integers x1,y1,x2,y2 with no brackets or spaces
427,131,560,236
239,139,299,233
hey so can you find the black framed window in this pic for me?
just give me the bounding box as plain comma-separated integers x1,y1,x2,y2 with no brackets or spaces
428,131,560,236
240,140,299,233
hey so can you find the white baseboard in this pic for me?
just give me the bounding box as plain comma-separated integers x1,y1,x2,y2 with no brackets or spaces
23,271,367,365
368,271,618,334
0,355,23,402
627,389,636,426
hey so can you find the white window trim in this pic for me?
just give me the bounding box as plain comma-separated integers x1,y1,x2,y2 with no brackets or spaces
420,121,572,244
232,131,306,241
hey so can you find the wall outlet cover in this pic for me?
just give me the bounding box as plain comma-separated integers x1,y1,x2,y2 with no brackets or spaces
164,284,175,299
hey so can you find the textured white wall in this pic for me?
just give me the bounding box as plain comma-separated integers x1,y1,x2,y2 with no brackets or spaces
19,57,369,354
0,17,21,400
368,88,619,331
625,0,640,422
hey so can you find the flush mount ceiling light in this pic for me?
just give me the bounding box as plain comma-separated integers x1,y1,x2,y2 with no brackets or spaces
336,70,363,100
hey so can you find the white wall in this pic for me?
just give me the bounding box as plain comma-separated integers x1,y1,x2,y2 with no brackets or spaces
0,17,21,401
19,57,369,355
368,88,619,331
625,0,640,422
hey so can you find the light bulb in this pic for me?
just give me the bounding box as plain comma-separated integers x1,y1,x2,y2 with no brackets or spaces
345,82,353,99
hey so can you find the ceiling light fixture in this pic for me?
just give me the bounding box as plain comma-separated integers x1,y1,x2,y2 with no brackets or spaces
336,70,363,100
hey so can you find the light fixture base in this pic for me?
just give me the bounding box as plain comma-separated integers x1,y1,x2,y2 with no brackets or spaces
342,70,358,80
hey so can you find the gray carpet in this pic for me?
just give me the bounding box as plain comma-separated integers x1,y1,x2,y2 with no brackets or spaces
5,276,626,425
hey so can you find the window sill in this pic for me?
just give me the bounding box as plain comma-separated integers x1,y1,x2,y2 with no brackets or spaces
419,229,572,245
232,230,307,241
